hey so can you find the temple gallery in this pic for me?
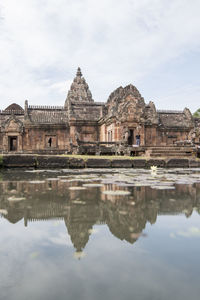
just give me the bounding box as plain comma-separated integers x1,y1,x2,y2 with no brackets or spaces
0,68,199,156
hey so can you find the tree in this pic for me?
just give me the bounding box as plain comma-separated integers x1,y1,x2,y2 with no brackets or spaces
193,108,200,118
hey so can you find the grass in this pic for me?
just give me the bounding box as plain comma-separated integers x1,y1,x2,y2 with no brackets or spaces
61,154,149,161
61,154,200,161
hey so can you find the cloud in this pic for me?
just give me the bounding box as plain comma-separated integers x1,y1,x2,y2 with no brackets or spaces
0,0,200,110
49,232,72,246
176,226,200,238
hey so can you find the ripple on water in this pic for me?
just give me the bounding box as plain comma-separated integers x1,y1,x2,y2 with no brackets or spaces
68,186,86,190
7,196,26,202
82,183,104,187
103,190,131,196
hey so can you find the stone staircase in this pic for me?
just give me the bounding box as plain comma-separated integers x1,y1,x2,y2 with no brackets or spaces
145,146,195,157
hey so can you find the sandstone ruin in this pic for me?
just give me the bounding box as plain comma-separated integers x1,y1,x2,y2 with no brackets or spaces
0,67,199,156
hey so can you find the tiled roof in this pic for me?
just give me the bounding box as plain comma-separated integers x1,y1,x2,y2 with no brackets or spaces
157,110,183,114
29,109,68,124
4,103,24,112
158,111,191,128
70,102,102,121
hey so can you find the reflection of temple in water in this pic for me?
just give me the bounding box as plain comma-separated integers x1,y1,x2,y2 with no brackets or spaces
0,178,200,253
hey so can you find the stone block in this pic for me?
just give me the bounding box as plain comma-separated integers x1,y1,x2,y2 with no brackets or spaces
166,158,189,168
146,159,166,168
36,156,69,168
86,158,111,168
189,160,200,168
111,159,133,168
3,155,36,167
132,159,147,168
69,158,85,168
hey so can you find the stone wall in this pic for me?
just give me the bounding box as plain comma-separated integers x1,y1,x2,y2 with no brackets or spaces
23,125,70,152
0,68,198,154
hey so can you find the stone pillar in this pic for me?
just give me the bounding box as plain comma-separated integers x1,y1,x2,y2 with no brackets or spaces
3,135,8,152
18,135,23,152
140,125,145,146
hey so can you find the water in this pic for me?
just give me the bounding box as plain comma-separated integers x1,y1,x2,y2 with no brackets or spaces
0,168,200,300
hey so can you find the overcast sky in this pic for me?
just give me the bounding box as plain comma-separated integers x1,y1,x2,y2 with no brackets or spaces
0,0,200,112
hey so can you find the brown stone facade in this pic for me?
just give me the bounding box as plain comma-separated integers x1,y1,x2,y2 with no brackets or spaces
0,67,199,154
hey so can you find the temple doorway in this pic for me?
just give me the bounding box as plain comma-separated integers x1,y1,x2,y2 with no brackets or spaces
48,137,52,147
9,136,17,151
128,129,134,145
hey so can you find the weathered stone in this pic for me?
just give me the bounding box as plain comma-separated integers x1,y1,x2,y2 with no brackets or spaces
69,158,85,168
36,156,69,168
132,159,146,168
166,159,189,168
65,67,94,105
0,67,198,156
3,155,36,167
1,155,199,168
189,159,200,168
146,159,166,168
86,158,111,168
111,159,133,168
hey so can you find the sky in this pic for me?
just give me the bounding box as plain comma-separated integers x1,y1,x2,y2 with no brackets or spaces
0,0,200,112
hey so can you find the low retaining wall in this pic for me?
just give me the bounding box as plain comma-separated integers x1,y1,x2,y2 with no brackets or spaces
0,155,200,169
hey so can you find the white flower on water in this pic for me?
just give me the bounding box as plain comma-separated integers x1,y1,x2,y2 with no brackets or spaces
151,166,157,175
150,166,157,172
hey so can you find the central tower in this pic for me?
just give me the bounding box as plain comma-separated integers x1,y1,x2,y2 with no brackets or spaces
64,67,94,108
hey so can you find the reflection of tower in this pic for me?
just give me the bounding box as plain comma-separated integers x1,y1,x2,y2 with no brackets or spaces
65,216,92,253
64,202,99,254
101,199,149,245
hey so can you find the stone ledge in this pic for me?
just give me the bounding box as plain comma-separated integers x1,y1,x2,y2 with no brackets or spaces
36,156,69,168
86,159,111,168
146,159,166,168
132,159,146,168
0,155,199,169
189,160,200,168
69,158,85,168
111,159,133,168
166,159,189,168
3,155,36,168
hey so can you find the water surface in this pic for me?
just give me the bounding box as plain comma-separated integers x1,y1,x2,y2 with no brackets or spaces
0,168,200,300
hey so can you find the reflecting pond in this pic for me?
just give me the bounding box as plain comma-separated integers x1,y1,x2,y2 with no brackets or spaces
0,168,200,300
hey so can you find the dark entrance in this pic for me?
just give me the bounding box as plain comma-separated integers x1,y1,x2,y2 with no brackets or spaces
48,137,52,147
128,129,134,145
9,136,17,151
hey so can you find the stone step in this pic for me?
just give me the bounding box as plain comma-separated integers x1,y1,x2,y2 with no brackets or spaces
148,147,194,151
150,153,193,157
150,150,193,154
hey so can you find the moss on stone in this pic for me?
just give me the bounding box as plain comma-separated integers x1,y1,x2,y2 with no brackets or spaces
62,154,146,161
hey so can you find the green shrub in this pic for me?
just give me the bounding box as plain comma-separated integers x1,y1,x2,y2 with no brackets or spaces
193,108,200,118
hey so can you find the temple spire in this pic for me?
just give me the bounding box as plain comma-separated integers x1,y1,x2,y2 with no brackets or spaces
64,67,94,107
76,67,82,77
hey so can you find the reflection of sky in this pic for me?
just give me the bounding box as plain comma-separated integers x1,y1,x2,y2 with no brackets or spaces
0,212,200,300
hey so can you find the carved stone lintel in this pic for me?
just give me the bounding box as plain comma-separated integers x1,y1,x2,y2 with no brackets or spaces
1,114,24,134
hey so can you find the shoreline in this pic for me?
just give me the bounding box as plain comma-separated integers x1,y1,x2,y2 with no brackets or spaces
0,154,200,168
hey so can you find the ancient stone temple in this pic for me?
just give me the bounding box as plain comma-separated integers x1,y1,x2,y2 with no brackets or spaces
0,67,199,155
